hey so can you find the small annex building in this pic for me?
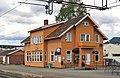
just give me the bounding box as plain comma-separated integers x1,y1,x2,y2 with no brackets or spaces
21,15,107,68
0,49,24,65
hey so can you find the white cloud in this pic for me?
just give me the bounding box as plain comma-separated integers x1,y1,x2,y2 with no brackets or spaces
0,0,120,45
99,24,112,35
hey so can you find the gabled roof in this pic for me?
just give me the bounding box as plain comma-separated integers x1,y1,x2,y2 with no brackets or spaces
21,36,30,43
45,14,107,40
29,21,65,33
46,15,85,39
0,50,15,56
104,37,120,44
0,49,23,56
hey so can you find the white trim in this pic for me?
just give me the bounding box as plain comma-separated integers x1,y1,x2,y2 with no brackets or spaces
7,56,9,64
58,25,74,37
3,56,6,64
50,51,55,62
80,34,90,42
86,53,91,65
58,15,100,38
66,50,72,63
75,15,88,26
66,32,72,42
95,34,100,43
8,49,23,55
75,15,99,27
96,28,108,40
94,51,100,62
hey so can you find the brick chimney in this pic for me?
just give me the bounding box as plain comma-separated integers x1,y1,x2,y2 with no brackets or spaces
44,19,48,25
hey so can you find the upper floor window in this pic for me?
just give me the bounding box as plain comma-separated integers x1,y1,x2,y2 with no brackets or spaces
66,32,72,42
32,36,42,44
82,21,89,26
95,34,100,43
80,34,90,42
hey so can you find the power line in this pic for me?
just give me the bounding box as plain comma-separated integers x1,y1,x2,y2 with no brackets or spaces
0,0,28,17
0,5,21,17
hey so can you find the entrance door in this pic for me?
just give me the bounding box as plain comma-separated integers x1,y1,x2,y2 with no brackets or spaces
86,53,90,65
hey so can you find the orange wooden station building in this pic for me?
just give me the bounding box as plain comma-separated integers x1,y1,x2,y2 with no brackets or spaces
21,15,107,68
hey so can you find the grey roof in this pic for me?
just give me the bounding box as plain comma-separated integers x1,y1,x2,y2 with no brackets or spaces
0,50,16,56
46,16,85,39
105,37,120,44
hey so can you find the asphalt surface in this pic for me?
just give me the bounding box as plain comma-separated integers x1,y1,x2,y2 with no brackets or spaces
0,64,119,78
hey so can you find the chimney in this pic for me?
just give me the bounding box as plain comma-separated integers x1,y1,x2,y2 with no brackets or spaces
44,19,48,25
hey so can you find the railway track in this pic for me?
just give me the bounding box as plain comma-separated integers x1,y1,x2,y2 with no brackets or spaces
0,71,22,78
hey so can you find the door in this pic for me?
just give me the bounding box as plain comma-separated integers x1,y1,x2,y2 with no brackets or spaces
86,53,90,65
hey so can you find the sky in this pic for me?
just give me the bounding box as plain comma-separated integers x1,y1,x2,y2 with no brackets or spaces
0,0,120,45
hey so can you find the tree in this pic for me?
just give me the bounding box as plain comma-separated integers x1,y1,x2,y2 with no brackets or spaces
55,0,87,22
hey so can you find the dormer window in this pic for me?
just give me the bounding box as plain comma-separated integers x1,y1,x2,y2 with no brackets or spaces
66,32,72,42
82,21,89,26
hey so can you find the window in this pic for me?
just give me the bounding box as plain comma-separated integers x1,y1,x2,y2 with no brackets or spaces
39,36,42,43
94,52,99,62
50,51,55,62
32,36,42,44
66,51,72,62
95,34,100,43
32,52,35,61
66,32,72,42
45,52,47,61
39,52,42,61
32,52,42,62
26,52,31,62
32,37,35,44
82,21,89,26
80,34,90,42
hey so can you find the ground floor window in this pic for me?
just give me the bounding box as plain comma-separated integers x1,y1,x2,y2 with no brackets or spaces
45,52,47,61
95,52,99,62
32,51,42,62
26,52,31,62
50,51,55,62
66,50,72,62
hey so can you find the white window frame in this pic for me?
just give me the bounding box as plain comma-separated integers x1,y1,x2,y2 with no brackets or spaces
31,36,43,44
50,51,55,62
80,34,90,42
82,21,89,26
95,34,100,43
44,52,47,62
39,36,42,44
31,52,42,62
66,32,72,42
32,52,35,62
26,52,31,62
66,50,72,63
94,52,100,62
39,52,42,62
86,53,91,65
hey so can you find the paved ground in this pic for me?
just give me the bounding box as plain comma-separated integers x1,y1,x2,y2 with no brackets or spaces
0,64,119,78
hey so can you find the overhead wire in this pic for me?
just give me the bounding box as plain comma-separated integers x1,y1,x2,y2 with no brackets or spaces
0,0,28,17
